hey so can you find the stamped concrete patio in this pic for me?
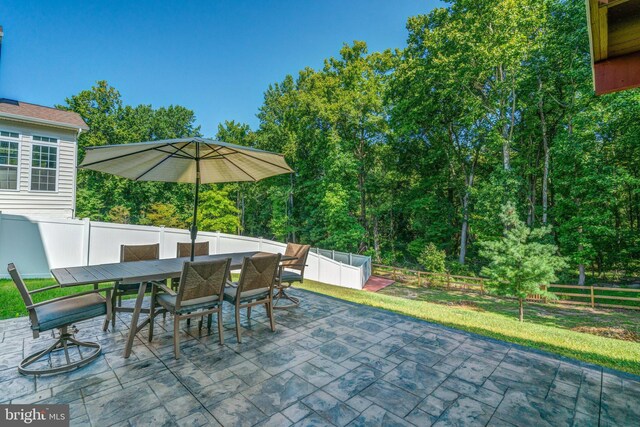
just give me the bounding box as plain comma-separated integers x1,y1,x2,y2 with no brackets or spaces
0,288,638,426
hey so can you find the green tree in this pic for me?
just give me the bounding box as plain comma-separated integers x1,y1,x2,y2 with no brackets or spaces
107,206,130,224
61,81,201,223
198,188,241,234
417,243,447,273
480,202,566,321
140,203,188,228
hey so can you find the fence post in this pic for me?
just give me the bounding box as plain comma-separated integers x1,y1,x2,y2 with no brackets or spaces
447,273,451,290
418,271,422,287
590,285,595,308
82,217,91,266
159,225,165,258
480,279,484,294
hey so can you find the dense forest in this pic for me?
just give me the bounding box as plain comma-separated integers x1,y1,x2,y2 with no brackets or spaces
62,0,640,284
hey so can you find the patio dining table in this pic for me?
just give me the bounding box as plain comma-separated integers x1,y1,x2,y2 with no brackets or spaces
51,251,292,358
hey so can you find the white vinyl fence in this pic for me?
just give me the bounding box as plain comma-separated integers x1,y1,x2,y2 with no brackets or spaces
0,213,371,289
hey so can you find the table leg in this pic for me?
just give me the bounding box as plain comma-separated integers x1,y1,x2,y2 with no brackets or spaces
124,282,147,358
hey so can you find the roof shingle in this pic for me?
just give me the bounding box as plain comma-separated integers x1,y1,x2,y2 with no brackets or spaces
0,98,88,130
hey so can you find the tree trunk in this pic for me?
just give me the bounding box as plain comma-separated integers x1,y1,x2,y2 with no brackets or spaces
236,188,244,235
539,79,549,225
373,216,381,262
503,141,511,171
357,137,367,252
577,225,586,285
528,174,536,227
459,167,475,265
518,299,524,322
578,264,586,286
289,174,296,243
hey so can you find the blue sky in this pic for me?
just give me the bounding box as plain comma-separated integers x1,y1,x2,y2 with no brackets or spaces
0,0,440,136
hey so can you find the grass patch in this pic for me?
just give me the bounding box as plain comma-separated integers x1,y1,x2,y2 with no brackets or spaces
0,278,112,319
297,280,640,376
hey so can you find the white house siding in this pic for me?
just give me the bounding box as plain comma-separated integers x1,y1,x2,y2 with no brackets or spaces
0,119,78,218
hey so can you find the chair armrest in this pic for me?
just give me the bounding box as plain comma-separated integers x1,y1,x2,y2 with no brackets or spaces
26,288,113,309
281,263,307,269
28,284,63,294
153,282,176,296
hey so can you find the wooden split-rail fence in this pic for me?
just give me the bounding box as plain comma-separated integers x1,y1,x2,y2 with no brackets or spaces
372,264,640,311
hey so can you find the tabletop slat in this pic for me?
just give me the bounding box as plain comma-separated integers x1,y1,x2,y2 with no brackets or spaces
51,251,287,287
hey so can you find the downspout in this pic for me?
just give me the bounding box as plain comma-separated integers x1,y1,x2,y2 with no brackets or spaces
72,127,82,219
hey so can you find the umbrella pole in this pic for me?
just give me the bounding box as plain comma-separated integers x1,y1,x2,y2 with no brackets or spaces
190,146,200,262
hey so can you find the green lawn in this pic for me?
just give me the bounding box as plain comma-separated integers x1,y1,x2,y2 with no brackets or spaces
0,278,113,319
297,280,640,376
3,277,639,376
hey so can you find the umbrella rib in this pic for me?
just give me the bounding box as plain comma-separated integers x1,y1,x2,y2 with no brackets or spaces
200,151,226,159
166,141,196,159
220,146,292,173
153,147,192,159
135,142,194,180
222,155,258,181
80,144,173,168
134,150,176,181
202,141,290,177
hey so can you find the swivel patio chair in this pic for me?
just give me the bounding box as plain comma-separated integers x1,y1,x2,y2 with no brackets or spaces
8,263,112,375
148,258,231,358
224,253,281,343
273,243,310,309
112,243,160,328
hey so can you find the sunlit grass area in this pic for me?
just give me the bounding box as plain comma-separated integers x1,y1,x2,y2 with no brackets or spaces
0,278,112,319
297,280,640,376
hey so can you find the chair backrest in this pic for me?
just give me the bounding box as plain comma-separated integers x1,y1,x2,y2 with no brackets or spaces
281,243,311,276
120,243,160,262
7,263,33,308
8,263,39,333
176,258,230,310
237,253,282,296
177,241,209,258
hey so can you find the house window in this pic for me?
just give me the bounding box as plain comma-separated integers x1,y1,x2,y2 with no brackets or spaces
0,140,19,190
33,135,58,143
31,144,57,191
0,131,19,138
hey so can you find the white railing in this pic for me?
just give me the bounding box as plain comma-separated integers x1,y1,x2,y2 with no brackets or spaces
0,213,370,289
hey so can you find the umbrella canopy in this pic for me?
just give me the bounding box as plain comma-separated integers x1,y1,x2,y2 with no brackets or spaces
79,137,292,183
79,137,293,260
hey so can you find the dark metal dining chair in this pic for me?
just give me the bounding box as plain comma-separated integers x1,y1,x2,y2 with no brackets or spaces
223,253,281,343
274,243,310,308
8,263,112,375
111,243,159,328
148,258,231,358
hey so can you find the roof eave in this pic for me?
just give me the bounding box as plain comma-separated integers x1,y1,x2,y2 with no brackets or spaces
0,111,89,132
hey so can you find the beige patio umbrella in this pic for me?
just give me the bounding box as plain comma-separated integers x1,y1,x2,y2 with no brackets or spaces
80,137,293,260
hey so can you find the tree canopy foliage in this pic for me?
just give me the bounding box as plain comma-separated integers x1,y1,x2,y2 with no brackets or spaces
62,0,640,283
